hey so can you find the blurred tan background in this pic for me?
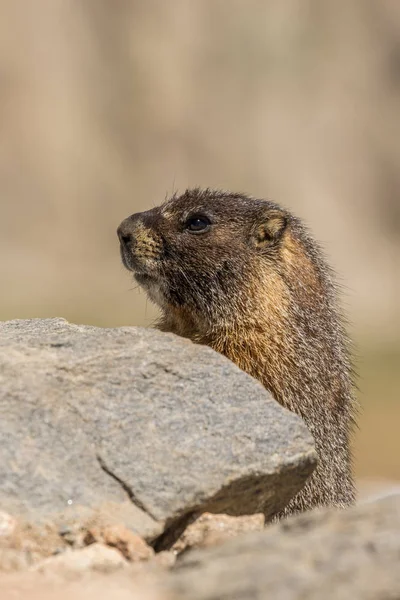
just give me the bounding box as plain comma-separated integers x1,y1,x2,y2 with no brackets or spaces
0,1,399,487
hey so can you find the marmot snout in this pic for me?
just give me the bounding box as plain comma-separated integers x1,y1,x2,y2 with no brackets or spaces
118,187,357,518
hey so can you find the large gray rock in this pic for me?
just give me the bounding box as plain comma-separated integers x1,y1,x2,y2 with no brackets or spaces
0,318,316,544
168,495,400,600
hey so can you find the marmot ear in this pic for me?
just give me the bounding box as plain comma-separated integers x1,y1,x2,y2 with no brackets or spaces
251,210,287,249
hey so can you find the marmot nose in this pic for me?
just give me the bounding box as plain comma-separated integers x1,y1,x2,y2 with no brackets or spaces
117,225,132,249
117,226,131,248
117,214,140,248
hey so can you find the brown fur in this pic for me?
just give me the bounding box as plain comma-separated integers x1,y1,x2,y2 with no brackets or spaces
117,188,357,517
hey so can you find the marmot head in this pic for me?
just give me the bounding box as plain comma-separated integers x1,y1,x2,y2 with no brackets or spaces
117,187,323,333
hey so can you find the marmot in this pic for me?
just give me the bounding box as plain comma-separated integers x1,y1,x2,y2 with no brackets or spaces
117,188,357,517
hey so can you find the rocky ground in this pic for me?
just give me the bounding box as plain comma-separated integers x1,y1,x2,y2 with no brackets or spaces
1,318,399,599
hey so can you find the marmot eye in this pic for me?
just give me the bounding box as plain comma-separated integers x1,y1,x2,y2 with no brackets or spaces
186,215,211,233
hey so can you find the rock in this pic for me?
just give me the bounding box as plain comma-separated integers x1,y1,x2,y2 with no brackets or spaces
84,524,154,562
4,496,400,600
166,495,400,600
31,543,128,576
172,513,265,554
0,318,316,547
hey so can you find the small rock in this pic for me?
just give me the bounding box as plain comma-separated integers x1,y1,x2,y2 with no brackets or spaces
0,511,17,537
151,550,176,569
58,523,85,548
31,543,128,576
84,525,154,562
172,512,265,554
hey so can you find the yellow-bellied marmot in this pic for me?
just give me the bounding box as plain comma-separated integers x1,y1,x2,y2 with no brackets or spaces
117,188,357,517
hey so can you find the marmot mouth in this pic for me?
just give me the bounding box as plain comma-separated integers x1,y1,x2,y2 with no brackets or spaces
121,251,158,285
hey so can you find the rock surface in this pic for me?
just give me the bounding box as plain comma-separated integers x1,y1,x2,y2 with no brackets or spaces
0,318,316,547
167,495,400,600
1,573,163,600
171,513,265,554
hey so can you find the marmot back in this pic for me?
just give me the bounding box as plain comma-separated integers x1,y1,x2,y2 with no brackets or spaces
117,188,357,516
